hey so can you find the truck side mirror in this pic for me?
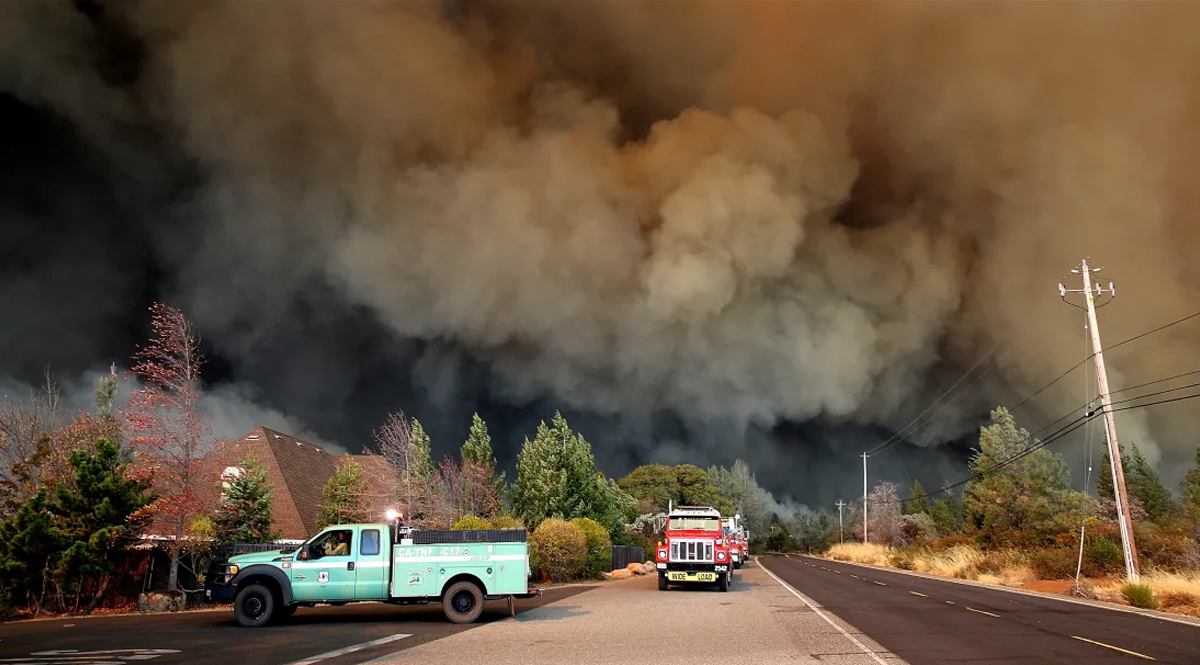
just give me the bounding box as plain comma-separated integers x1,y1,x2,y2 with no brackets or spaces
298,548,309,560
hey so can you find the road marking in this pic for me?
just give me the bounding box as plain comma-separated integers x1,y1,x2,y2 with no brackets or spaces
966,607,1000,618
760,559,889,665
910,591,927,597
850,574,862,579
4,650,181,665
945,601,955,605
872,581,887,586
1071,636,1155,660
281,635,412,665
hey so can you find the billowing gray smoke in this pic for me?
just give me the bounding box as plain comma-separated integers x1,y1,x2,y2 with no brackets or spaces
2,1,1199,505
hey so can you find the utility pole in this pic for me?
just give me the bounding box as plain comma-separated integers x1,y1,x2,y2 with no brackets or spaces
1060,259,1140,580
836,499,846,544
861,453,869,544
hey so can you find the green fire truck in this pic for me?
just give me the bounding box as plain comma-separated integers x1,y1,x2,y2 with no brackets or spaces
204,515,540,627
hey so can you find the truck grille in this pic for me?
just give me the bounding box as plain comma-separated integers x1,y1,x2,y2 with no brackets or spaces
669,539,714,563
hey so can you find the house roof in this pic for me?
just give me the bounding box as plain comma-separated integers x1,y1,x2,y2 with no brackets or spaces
193,427,397,541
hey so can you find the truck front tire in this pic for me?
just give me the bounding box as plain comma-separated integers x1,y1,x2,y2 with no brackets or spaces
442,581,484,624
234,583,276,627
658,574,668,591
717,573,729,592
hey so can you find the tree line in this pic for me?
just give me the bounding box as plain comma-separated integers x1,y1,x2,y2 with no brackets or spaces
773,407,1200,578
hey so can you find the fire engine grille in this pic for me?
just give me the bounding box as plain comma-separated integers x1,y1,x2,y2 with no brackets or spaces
669,539,714,563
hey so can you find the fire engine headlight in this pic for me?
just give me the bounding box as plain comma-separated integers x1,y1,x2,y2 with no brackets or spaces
658,549,667,559
717,551,727,561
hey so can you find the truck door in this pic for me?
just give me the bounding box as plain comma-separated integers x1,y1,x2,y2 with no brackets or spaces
291,527,357,602
354,527,388,599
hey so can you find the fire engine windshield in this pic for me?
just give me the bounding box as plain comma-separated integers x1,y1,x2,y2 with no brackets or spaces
668,516,721,531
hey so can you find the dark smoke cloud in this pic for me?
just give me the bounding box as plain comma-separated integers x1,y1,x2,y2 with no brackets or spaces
2,1,1199,508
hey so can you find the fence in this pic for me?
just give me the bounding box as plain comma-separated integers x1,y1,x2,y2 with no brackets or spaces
606,545,646,572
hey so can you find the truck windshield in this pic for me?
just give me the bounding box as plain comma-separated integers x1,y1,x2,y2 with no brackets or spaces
668,517,720,531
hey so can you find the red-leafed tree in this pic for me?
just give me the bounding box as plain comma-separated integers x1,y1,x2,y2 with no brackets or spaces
122,302,217,593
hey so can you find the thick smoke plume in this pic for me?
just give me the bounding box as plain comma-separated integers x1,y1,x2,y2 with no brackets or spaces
2,1,1199,504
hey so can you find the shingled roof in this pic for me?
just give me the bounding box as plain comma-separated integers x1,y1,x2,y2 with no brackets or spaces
193,427,398,541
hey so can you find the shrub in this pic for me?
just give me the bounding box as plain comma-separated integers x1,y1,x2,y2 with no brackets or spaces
1082,537,1123,577
570,517,612,579
931,535,973,550
1132,522,1199,573
1030,548,1078,580
452,515,493,530
1122,582,1159,609
491,514,525,530
530,519,588,582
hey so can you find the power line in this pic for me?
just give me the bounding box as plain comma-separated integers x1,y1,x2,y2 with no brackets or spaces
1008,308,1200,416
1110,368,1200,395
865,347,999,456
879,389,1200,509
1109,381,1200,406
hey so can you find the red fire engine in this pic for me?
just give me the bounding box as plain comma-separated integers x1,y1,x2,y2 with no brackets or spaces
655,505,732,592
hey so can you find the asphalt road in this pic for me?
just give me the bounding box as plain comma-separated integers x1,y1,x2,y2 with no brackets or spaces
760,554,1200,665
377,560,898,665
0,589,586,665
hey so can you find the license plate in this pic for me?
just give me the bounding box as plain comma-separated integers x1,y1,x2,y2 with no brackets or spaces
667,572,717,582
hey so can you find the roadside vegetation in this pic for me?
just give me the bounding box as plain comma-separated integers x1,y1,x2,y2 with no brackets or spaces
801,408,1200,618
0,303,781,619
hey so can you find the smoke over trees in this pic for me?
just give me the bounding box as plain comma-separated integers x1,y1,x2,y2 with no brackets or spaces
2,1,1200,506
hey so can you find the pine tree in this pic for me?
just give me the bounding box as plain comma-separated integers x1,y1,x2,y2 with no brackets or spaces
511,412,607,529
963,407,1092,546
51,438,154,613
1181,446,1200,537
0,490,64,615
906,479,930,516
317,457,372,528
461,413,506,492
1125,443,1177,523
213,455,280,545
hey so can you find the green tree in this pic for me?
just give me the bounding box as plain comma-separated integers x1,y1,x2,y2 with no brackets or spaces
1099,443,1177,523
213,455,281,545
1179,446,1200,538
50,438,154,613
791,511,837,553
0,489,65,615
905,479,930,516
618,464,680,513
673,463,733,516
510,412,608,530
963,407,1092,546
317,457,373,528
707,459,769,544
929,488,963,536
461,413,503,484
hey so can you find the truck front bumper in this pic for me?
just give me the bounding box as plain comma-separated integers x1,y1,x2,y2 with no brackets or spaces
205,584,238,604
659,562,729,582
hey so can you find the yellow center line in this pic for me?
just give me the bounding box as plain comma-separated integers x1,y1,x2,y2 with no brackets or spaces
1071,635,1156,661
909,591,927,597
851,575,862,579
872,581,887,586
945,601,954,605
965,607,1000,618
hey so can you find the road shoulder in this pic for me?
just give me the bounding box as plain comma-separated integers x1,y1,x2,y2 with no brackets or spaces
801,553,1200,628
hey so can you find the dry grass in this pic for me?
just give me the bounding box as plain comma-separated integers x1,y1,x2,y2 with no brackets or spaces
910,545,983,578
826,542,892,566
1095,571,1200,615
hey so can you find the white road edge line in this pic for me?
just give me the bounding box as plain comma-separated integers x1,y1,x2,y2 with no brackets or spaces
759,559,890,665
281,634,412,665
1070,635,1156,661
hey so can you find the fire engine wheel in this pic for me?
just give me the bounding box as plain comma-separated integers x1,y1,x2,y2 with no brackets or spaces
443,581,484,624
717,573,729,592
658,574,668,591
234,583,276,627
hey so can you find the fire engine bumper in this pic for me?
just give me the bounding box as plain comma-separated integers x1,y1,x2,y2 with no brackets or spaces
660,562,729,583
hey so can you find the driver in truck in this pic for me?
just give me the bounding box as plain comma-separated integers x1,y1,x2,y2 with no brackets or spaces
324,531,349,556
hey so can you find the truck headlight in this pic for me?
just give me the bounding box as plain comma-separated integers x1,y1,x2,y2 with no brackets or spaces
658,549,667,559
717,551,726,561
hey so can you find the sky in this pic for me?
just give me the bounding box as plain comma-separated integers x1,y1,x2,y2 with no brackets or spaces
2,1,1199,511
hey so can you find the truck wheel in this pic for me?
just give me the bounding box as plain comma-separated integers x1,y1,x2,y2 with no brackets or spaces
658,574,668,591
443,581,484,624
234,583,276,627
717,573,729,592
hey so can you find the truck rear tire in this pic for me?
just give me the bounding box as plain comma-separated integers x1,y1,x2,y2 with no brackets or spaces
234,583,276,627
443,581,484,624
717,573,729,592
658,574,668,591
